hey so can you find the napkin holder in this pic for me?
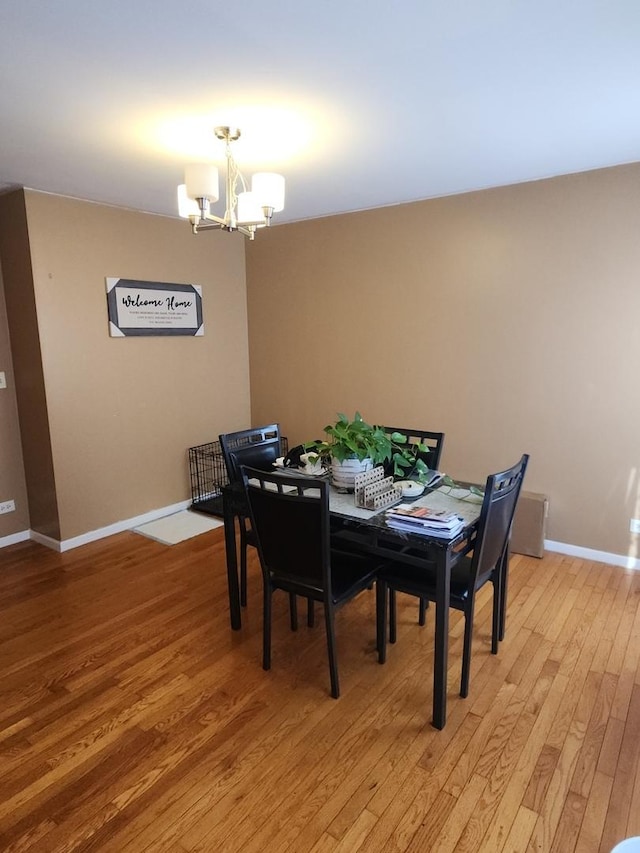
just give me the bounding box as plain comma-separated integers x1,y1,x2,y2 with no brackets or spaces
354,466,402,510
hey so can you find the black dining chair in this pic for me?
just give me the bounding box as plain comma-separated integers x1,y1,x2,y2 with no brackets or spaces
241,465,382,699
219,425,283,608
376,454,529,698
383,426,445,625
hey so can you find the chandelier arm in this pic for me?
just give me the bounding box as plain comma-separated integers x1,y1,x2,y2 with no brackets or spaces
192,222,223,234
237,225,256,240
192,222,254,240
199,213,227,227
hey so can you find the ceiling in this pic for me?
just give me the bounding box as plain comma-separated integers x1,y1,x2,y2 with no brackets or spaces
1,0,640,226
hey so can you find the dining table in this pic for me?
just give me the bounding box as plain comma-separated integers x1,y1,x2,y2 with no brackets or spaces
221,473,483,729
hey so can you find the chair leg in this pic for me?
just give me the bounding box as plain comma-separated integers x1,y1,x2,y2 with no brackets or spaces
499,547,510,641
376,579,388,664
491,578,501,655
263,587,272,671
418,597,429,626
460,601,475,698
289,593,298,631
324,606,340,699
239,531,248,608
240,552,248,607
389,588,397,644
307,598,315,627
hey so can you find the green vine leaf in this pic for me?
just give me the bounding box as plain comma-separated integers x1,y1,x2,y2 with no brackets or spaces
439,475,485,502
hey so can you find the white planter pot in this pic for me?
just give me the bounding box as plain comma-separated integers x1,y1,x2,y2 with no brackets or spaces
331,457,373,491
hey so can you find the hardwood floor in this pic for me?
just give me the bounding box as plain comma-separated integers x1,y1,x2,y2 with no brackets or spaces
1,529,639,852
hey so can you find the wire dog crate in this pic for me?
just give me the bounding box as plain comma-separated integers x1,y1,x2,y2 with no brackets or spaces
188,436,288,517
188,441,227,517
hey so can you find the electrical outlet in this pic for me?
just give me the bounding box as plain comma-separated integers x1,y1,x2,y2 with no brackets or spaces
0,499,16,514
630,518,640,534
0,371,7,389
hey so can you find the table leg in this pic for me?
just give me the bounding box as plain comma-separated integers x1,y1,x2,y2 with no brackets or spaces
433,552,451,729
223,495,242,630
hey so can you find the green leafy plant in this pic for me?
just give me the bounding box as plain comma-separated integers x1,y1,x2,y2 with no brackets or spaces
306,412,389,463
386,430,431,481
306,413,435,482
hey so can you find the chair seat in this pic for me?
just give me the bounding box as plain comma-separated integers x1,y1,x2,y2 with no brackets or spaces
330,550,379,604
379,555,475,604
269,550,379,605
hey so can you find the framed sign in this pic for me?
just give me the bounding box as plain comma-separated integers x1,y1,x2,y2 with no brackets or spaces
106,278,204,337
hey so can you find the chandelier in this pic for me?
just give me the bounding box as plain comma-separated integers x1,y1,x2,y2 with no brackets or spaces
177,126,285,240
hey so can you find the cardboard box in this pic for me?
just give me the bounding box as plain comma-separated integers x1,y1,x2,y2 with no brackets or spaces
511,490,548,558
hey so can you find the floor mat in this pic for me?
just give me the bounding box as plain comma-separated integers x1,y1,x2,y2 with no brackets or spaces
133,510,223,545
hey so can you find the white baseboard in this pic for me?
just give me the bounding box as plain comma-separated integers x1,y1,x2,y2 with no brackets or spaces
1,499,193,553
30,530,63,551
56,499,193,552
545,539,640,570
0,529,31,548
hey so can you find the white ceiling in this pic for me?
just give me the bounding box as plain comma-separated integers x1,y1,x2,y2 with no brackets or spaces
1,0,640,226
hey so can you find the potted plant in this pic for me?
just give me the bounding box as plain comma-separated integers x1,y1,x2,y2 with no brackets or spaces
304,412,382,490
306,413,433,490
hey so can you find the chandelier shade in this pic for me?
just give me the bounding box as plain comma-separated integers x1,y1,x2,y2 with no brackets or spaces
177,183,200,219
184,164,219,203
236,191,266,226
252,172,285,213
177,126,285,239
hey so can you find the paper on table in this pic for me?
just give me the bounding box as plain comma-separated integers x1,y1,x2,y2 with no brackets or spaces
407,489,481,526
386,518,465,538
330,483,482,524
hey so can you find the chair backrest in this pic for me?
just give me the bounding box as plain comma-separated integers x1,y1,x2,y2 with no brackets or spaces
219,424,282,485
470,454,529,589
241,466,332,597
383,426,445,471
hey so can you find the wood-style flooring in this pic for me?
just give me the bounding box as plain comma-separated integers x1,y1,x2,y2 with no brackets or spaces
1,527,639,851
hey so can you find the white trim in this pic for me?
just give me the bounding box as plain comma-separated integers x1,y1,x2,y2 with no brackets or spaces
30,530,62,551
545,539,640,570
0,529,31,548
57,499,192,552
0,499,193,553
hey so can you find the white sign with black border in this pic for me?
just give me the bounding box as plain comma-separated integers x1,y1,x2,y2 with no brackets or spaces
106,278,204,337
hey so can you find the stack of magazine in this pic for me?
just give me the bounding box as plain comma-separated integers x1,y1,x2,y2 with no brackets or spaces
385,504,465,538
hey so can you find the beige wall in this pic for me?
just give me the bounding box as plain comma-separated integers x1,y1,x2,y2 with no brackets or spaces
0,260,30,538
1,189,251,541
0,191,56,538
246,162,640,559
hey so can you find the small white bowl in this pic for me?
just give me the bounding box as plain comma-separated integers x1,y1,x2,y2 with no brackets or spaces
396,481,425,498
